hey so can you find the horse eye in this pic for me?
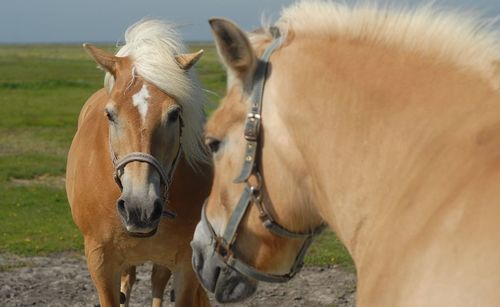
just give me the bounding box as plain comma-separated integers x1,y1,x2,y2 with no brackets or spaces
168,108,180,122
205,137,221,154
104,109,114,122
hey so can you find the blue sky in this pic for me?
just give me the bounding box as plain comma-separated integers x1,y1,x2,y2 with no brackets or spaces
1,0,499,43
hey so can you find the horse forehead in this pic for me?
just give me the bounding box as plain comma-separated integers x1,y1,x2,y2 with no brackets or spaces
127,82,171,122
206,86,247,136
132,84,151,123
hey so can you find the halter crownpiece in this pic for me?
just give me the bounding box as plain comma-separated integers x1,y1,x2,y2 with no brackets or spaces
203,29,326,283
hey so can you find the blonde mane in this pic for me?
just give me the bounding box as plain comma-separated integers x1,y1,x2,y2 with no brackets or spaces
105,19,209,169
268,1,500,87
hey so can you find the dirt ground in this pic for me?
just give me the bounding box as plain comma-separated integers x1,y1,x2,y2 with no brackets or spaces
0,252,356,307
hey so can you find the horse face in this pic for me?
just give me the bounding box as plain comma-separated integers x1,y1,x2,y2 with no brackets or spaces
84,45,185,237
191,88,258,302
107,76,182,237
191,19,314,302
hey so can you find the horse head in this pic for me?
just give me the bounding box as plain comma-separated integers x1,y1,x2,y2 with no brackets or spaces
83,31,204,237
191,18,324,302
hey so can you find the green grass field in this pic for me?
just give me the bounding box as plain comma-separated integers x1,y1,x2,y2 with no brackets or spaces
0,44,353,269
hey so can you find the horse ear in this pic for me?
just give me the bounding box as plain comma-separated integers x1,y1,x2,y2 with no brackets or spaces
175,49,204,70
209,18,257,80
83,43,118,75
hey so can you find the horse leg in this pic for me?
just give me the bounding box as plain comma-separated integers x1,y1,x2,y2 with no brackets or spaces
173,260,210,307
85,240,122,307
151,264,172,307
120,266,136,307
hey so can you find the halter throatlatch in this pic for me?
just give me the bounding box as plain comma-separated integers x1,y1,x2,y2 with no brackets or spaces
109,117,184,219
203,29,325,283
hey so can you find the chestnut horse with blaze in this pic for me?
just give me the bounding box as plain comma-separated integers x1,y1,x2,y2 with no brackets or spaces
66,20,211,307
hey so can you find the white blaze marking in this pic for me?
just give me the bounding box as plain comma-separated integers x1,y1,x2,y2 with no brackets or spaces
132,84,150,122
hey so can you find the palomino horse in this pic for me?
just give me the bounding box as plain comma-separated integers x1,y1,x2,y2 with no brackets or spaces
191,2,500,305
66,20,211,307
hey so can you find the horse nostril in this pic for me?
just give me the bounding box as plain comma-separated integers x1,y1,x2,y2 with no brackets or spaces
117,199,127,218
150,199,163,221
192,247,204,271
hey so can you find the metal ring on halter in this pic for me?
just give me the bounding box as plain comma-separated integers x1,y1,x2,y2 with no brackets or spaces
248,172,262,196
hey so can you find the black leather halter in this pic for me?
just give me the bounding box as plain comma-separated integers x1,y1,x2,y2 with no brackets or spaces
203,30,325,283
109,117,184,219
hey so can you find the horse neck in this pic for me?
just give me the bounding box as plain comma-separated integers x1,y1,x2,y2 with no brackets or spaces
168,156,212,218
266,36,500,264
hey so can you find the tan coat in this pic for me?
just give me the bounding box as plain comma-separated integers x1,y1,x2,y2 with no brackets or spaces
194,3,500,305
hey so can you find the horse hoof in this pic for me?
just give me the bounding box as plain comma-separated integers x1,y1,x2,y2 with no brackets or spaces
120,292,127,304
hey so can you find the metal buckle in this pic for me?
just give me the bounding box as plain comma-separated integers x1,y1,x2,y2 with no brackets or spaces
244,113,261,141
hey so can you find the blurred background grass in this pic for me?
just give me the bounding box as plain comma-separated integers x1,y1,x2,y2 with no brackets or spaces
0,44,353,270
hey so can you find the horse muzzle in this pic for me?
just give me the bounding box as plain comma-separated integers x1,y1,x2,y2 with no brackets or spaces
117,197,163,237
191,221,257,303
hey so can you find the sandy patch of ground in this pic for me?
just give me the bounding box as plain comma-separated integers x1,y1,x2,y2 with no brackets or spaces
0,252,356,307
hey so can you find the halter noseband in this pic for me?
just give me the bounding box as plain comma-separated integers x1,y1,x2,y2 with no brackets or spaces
203,30,325,283
109,117,183,219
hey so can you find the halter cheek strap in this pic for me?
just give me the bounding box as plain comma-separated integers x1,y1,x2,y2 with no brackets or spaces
233,34,283,184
